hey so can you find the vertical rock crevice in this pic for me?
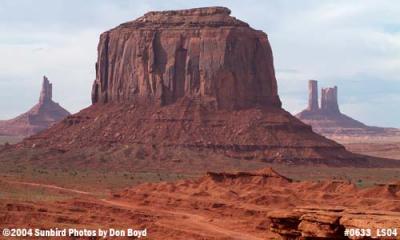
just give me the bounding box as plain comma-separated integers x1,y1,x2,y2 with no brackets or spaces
97,32,110,104
174,46,188,101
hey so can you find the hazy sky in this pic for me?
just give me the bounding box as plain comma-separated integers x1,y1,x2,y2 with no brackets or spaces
1,0,399,127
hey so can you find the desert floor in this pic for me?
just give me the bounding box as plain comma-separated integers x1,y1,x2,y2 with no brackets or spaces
0,136,399,239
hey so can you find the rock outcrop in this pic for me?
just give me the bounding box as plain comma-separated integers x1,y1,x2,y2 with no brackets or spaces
296,80,399,137
8,7,400,168
91,7,281,110
0,76,70,137
269,207,400,239
119,168,400,239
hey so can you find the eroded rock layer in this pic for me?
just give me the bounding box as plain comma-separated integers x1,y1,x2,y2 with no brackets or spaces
20,99,398,168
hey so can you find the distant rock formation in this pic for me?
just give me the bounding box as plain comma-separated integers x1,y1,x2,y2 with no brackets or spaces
0,76,70,137
321,86,339,113
307,80,319,111
12,7,399,168
40,76,53,103
296,80,398,137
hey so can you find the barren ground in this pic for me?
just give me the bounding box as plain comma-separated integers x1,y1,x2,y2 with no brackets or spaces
0,135,23,145
333,135,400,160
1,160,400,239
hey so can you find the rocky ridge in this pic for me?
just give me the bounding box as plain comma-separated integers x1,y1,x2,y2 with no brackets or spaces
119,168,400,239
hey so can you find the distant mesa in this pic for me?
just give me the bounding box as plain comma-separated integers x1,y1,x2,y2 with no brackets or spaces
296,80,399,137
0,76,70,137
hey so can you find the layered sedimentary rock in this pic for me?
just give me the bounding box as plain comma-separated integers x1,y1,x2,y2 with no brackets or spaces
269,208,400,239
296,80,398,137
0,76,70,137
91,7,281,110
11,7,400,168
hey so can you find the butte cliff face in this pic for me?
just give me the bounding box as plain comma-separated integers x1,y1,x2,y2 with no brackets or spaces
296,80,398,137
11,7,399,168
91,7,281,110
0,76,70,137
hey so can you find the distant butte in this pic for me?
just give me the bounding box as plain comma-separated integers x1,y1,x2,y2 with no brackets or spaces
296,80,399,137
0,76,70,137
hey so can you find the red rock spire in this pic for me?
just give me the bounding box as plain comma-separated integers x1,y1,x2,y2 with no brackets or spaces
307,80,319,111
39,75,53,104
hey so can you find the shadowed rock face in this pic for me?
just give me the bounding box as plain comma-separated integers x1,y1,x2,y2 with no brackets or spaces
0,76,70,137
91,7,281,110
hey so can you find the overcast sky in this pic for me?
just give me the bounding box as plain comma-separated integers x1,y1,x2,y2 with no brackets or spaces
0,0,399,127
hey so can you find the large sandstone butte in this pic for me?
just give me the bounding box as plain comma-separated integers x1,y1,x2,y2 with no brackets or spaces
296,80,399,137
0,76,70,137
11,7,399,168
91,7,281,110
